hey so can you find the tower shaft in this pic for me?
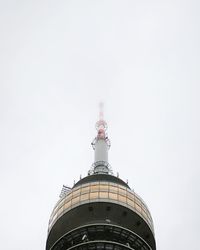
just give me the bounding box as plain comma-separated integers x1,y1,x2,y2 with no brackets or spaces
95,139,108,162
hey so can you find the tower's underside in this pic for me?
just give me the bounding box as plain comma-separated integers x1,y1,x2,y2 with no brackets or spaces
47,202,155,250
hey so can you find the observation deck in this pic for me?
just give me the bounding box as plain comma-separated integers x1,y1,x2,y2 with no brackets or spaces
46,179,156,250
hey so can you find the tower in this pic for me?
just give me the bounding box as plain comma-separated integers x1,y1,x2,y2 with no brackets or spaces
46,108,156,250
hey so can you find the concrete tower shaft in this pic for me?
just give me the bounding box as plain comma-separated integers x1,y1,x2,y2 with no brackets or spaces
95,139,108,162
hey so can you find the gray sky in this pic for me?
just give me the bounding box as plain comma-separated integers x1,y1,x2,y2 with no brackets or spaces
0,1,199,249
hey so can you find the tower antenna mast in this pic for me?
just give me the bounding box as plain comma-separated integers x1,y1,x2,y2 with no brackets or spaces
90,103,111,174
99,102,104,121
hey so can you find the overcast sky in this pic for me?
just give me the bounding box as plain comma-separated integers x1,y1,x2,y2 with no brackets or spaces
0,1,200,249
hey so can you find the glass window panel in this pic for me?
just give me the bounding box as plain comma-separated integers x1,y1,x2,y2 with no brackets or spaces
99,184,109,191
109,192,118,200
118,188,127,195
141,207,147,216
80,193,89,201
111,183,118,187
99,191,108,199
90,185,99,192
73,189,80,197
135,196,142,205
135,203,141,213
127,198,135,207
142,210,148,220
81,186,90,193
100,181,108,185
72,196,80,205
109,186,118,193
90,192,99,199
64,194,72,203
118,195,127,203
127,192,134,200
64,201,71,210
